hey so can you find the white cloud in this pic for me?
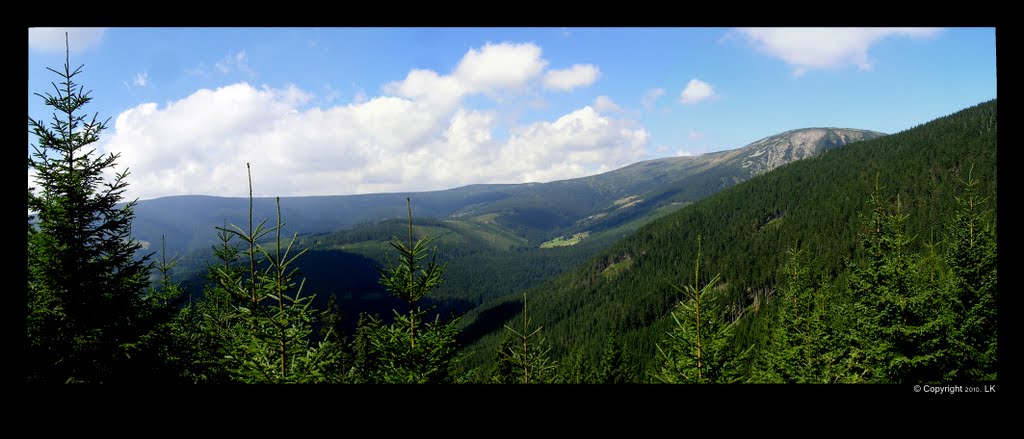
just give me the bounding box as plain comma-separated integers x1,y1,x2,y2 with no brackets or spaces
642,88,665,111
133,72,149,87
732,27,943,76
102,85,648,200
454,42,548,92
542,64,601,91
99,42,636,200
29,27,106,52
215,50,254,76
687,129,704,141
680,79,717,104
505,106,648,183
384,68,466,110
676,150,695,157
593,95,622,113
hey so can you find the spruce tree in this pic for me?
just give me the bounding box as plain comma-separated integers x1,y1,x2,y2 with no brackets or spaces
598,325,631,384
749,248,840,383
945,167,997,381
556,346,594,384
378,198,447,348
343,312,384,383
496,293,556,384
491,334,520,384
27,34,169,383
196,164,342,383
351,198,461,383
848,179,948,383
654,235,742,384
128,236,197,382
180,219,247,383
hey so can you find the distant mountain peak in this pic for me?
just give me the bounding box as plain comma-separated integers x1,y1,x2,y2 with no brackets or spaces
735,128,886,174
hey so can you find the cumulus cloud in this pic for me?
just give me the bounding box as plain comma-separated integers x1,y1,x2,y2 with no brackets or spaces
642,88,665,112
454,42,548,92
384,68,466,110
102,88,647,200
680,79,717,104
542,64,600,91
506,106,648,182
98,42,639,200
732,27,943,76
29,27,106,52
593,95,622,113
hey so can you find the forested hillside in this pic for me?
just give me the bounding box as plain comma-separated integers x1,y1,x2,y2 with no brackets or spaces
460,100,997,382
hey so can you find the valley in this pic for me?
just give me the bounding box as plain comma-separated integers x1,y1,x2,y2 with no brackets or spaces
159,127,884,338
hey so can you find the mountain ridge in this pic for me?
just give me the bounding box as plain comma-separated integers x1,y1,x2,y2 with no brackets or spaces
129,127,884,256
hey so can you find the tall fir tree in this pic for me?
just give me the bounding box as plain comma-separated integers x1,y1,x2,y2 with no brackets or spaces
749,248,842,383
127,236,197,382
848,178,948,383
495,293,556,384
194,164,342,383
944,167,997,381
351,198,461,383
598,325,631,384
556,346,594,384
491,334,520,384
27,34,174,383
654,235,743,384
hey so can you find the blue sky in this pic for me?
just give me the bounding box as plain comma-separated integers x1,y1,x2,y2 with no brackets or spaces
28,27,996,201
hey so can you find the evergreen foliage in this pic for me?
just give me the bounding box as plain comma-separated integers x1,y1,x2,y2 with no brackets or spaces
348,199,462,383
126,236,198,382
494,293,556,384
175,165,343,383
654,236,743,383
944,167,997,381
598,326,632,384
490,334,520,384
748,249,844,383
556,346,595,384
26,35,175,383
848,179,948,383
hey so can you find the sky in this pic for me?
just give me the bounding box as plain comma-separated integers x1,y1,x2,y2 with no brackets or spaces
27,27,997,201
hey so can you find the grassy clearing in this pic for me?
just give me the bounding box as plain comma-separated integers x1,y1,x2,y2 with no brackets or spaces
601,257,634,280
540,231,590,248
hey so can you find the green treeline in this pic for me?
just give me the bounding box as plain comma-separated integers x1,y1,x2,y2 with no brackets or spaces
26,40,996,384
